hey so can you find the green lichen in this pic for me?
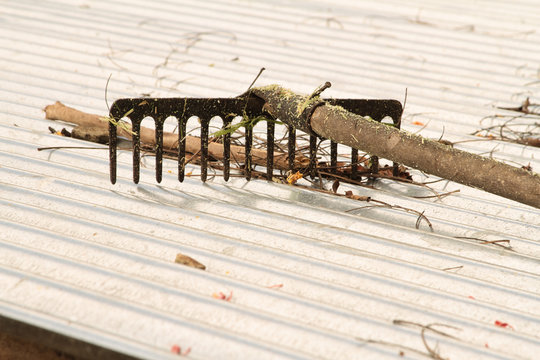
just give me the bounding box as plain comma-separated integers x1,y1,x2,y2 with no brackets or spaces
252,84,296,100
211,113,281,137
296,95,321,117
104,108,137,135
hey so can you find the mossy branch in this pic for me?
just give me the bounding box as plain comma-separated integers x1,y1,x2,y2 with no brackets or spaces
43,101,308,171
251,85,540,208
211,114,281,137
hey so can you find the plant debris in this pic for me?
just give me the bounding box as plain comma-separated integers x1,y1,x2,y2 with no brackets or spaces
170,344,191,356
472,98,540,150
174,253,206,270
265,283,283,289
454,236,513,251
212,291,233,301
286,171,303,184
392,319,461,360
494,320,514,330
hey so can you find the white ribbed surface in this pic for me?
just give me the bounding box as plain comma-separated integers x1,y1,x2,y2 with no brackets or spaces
1,1,539,359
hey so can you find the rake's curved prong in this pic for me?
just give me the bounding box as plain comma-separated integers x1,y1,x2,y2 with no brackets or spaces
309,134,317,179
244,124,252,180
155,116,164,183
178,118,187,182
201,118,209,182
330,141,337,174
351,148,358,180
131,120,141,184
287,125,295,171
266,119,275,180
108,119,117,184
223,117,232,181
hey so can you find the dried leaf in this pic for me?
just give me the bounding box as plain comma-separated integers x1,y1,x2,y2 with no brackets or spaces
332,180,340,193
345,191,370,201
378,165,412,180
174,253,206,270
522,137,540,147
287,171,303,184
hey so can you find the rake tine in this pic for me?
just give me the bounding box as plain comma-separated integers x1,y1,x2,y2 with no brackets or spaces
178,118,186,182
371,155,379,174
309,134,317,178
244,126,253,180
330,141,337,174
244,124,252,180
288,125,295,171
131,119,141,184
201,118,209,182
351,148,358,180
266,118,275,180
155,116,164,183
108,119,117,184
223,117,232,181
392,115,402,177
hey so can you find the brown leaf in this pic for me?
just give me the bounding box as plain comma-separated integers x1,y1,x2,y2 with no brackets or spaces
332,180,340,193
344,190,370,201
174,253,206,270
521,137,540,148
378,165,412,180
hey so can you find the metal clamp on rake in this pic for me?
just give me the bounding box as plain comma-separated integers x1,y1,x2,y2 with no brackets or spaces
108,86,403,184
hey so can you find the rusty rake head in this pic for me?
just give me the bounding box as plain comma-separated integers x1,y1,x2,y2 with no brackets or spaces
108,92,402,184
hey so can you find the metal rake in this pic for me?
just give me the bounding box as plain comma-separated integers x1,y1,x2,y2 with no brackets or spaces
108,91,402,184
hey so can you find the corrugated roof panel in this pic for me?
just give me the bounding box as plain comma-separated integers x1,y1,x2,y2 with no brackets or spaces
1,0,539,359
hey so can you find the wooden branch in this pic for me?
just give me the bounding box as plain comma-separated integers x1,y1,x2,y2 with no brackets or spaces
43,101,308,171
251,85,540,208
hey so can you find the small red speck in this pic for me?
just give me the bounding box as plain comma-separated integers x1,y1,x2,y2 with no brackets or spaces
212,292,225,300
412,121,424,126
266,284,283,289
212,291,232,301
485,343,489,348
468,295,475,300
171,345,181,354
494,320,514,330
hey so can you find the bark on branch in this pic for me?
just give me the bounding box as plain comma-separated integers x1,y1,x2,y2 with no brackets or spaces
250,85,540,208
43,101,308,171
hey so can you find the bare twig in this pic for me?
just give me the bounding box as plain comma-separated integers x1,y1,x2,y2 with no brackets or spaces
393,319,461,360
346,199,434,231
455,236,513,251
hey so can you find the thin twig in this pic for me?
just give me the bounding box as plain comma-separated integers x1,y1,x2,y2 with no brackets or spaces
455,236,513,251
347,200,434,231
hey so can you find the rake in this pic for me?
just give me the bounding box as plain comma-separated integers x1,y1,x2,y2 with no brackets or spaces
108,87,403,184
